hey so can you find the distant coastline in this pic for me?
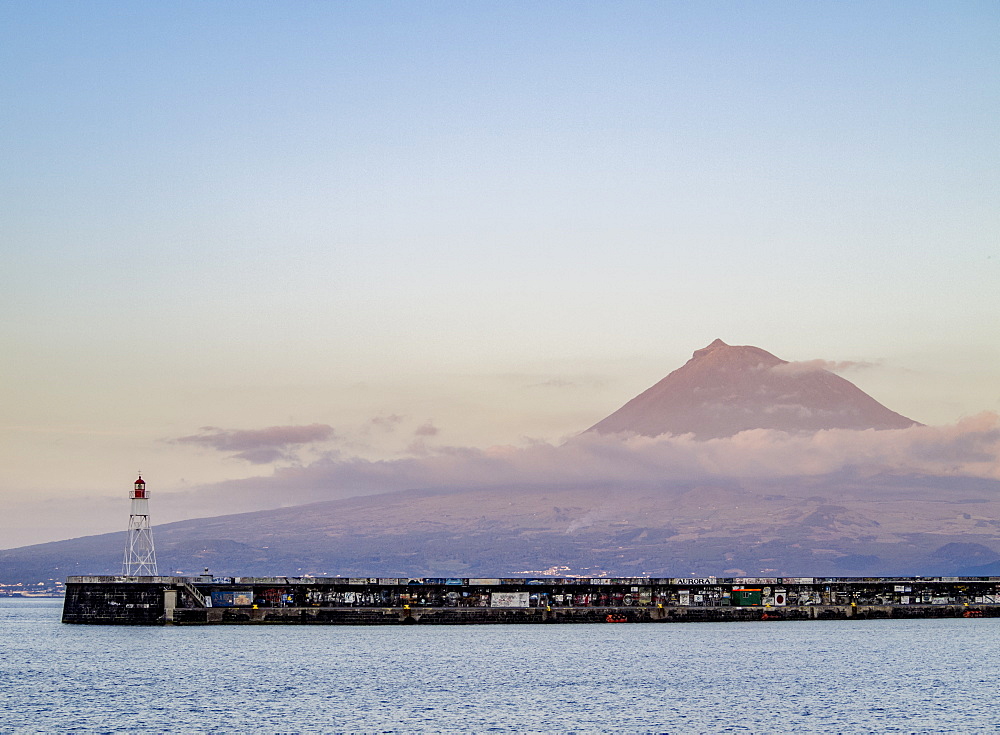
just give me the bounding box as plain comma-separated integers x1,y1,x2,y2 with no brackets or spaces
1,592,64,598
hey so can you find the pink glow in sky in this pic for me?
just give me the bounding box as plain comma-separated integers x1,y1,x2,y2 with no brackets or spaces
1,2,998,547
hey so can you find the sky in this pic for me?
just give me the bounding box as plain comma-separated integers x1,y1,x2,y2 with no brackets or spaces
2,1,998,548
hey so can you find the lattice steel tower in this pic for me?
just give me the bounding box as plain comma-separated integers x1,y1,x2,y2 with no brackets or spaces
122,474,158,576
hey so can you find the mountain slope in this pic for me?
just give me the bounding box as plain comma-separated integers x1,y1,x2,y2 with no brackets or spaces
5,474,1000,582
588,339,918,439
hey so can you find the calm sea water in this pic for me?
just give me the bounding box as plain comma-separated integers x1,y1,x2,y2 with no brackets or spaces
2,598,998,733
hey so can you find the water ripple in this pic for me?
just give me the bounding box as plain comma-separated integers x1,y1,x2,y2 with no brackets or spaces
3,600,999,732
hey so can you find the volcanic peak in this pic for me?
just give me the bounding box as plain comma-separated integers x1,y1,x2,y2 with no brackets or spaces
588,339,918,440
689,338,782,369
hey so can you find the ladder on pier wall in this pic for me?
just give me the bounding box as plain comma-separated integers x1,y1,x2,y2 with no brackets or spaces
179,581,208,607
164,583,208,624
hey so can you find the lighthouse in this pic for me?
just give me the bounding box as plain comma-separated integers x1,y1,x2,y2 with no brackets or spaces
122,474,158,576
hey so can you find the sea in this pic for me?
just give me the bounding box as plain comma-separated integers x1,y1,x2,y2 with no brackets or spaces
2,598,998,733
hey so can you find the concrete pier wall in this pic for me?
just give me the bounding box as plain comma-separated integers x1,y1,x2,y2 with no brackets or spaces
62,575,1000,625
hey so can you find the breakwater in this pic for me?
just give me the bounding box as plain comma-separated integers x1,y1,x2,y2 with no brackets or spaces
62,575,1000,625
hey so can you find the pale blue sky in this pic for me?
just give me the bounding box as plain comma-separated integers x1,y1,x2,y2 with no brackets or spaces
1,1,998,545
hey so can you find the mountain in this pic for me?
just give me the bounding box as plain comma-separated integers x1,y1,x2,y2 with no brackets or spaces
4,474,1000,582
588,339,918,439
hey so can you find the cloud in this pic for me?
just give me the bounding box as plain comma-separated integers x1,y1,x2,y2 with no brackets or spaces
174,424,336,464
772,359,877,376
189,414,1000,511
414,421,439,437
370,415,405,432
227,447,288,464
523,375,610,390
527,378,577,389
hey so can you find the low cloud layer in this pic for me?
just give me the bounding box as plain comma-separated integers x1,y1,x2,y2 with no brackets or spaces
190,413,1000,512
175,424,335,464
772,359,877,376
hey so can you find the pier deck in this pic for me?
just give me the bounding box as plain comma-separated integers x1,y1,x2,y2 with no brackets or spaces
62,575,1000,625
